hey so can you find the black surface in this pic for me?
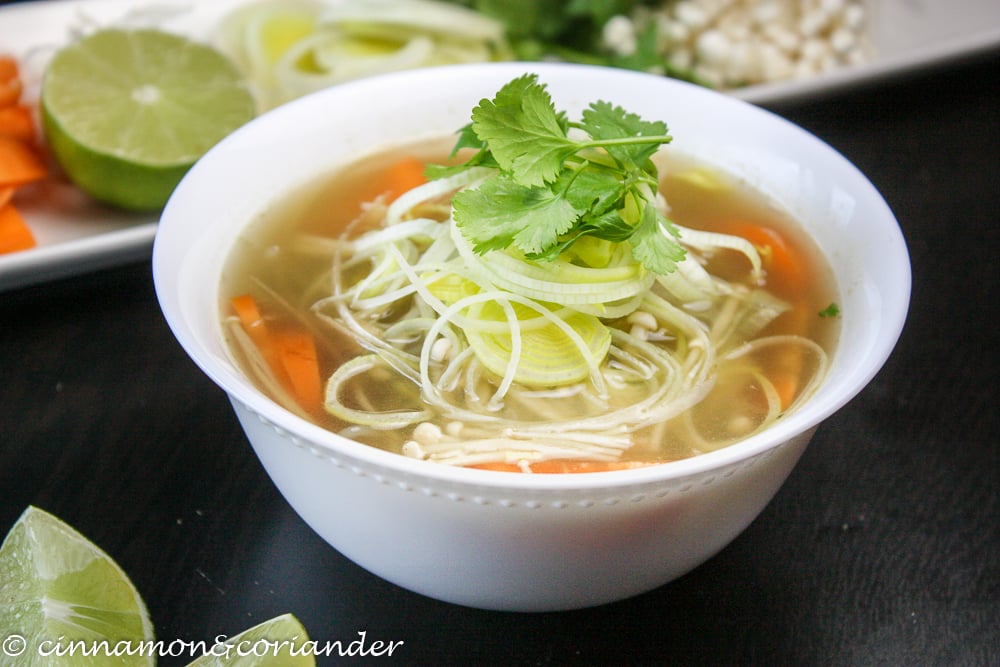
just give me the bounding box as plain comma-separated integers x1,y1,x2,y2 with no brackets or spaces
2,49,998,666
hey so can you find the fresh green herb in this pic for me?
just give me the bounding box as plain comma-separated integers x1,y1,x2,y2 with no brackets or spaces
447,0,645,43
819,303,841,318
435,73,685,275
441,1,703,83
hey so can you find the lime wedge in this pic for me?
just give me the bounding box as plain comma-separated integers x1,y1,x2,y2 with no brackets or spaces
0,506,154,666
41,28,257,211
185,614,315,666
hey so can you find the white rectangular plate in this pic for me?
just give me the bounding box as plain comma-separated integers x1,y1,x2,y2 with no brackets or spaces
1,0,998,292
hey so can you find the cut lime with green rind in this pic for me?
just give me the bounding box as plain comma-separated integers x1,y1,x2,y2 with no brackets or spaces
41,28,257,211
0,506,154,666
185,613,315,666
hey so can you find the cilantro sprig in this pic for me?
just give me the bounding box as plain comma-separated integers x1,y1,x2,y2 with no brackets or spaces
433,73,685,274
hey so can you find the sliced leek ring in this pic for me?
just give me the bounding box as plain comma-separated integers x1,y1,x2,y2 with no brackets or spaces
464,302,611,387
325,355,430,427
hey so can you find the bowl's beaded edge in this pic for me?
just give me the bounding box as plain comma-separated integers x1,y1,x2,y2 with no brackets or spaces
250,405,772,510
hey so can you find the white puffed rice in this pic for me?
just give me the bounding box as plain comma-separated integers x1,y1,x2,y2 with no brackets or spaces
609,0,873,89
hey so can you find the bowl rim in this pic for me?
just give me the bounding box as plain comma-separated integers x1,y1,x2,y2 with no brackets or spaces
153,61,911,493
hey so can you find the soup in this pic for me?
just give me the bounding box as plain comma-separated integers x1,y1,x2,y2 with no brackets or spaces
221,80,839,472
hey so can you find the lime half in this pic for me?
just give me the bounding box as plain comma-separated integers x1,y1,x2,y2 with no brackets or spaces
185,613,315,666
41,28,256,211
0,506,155,666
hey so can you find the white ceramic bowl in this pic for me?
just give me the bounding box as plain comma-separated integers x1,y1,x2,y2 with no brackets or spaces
153,62,909,612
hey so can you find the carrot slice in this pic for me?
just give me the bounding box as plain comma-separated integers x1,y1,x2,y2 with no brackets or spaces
711,222,821,409
232,293,270,347
771,361,800,411
273,327,322,415
0,136,47,187
373,156,427,203
0,104,37,143
231,293,289,386
0,56,18,84
232,294,323,415
0,201,36,253
468,459,664,474
714,221,807,297
759,299,813,410
0,56,44,255
0,56,22,108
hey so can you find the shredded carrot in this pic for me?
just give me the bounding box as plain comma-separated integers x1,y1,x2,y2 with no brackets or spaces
0,201,35,254
468,459,664,474
372,156,427,203
0,105,37,143
231,294,323,416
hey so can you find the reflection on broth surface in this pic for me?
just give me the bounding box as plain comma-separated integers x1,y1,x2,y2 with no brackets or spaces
221,137,839,472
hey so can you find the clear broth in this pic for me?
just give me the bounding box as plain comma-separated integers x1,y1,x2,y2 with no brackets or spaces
221,138,840,464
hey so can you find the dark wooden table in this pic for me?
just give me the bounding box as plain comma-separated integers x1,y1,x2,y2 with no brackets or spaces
2,48,997,666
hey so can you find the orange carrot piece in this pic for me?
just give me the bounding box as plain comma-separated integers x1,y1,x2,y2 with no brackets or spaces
0,56,44,256
375,156,427,203
712,222,820,410
769,299,812,410
0,136,48,187
0,105,36,143
273,327,322,415
0,56,17,83
0,56,22,109
772,377,797,411
232,293,268,341
232,294,323,415
0,83,20,109
715,221,806,295
0,201,36,253
468,459,664,474
232,293,289,382
745,225,802,285
231,293,261,322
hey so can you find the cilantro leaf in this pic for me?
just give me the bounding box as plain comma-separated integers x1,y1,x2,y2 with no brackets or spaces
628,204,685,275
527,208,634,262
819,303,841,318
424,148,498,180
451,122,485,155
563,166,626,217
453,175,581,255
581,100,670,168
438,73,685,275
424,123,498,180
470,74,575,187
